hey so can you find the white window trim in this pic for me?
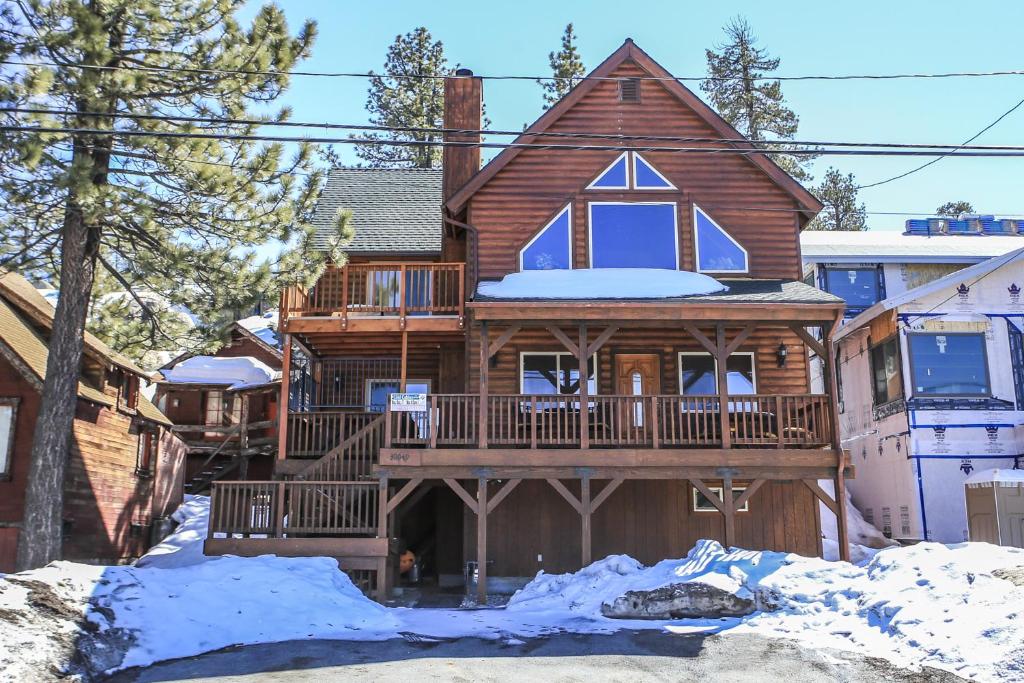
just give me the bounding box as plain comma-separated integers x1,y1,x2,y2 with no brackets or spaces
692,485,750,512
632,152,677,190
693,203,749,274
677,351,757,394
0,398,17,479
518,204,573,271
587,201,679,269
519,351,598,394
585,151,631,190
365,378,432,411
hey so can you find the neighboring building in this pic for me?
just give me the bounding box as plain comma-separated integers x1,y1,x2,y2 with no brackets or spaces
832,247,1024,544
154,318,282,492
206,40,852,600
802,225,1024,319
0,271,186,571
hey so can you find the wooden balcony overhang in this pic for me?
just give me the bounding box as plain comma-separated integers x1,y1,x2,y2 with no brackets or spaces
282,314,464,334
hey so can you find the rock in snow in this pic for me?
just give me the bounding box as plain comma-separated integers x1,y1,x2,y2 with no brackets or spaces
477,268,728,300
601,581,758,619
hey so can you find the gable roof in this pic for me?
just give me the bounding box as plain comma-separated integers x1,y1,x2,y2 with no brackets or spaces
445,40,823,218
311,167,443,254
801,231,1024,264
834,246,1024,342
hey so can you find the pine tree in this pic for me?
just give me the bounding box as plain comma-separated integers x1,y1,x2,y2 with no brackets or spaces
935,201,974,217
355,28,449,168
701,16,814,181
0,1,350,570
806,168,867,231
539,23,585,109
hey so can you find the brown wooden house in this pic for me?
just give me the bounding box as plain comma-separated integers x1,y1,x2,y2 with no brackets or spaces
0,271,186,571
205,40,852,601
154,319,282,493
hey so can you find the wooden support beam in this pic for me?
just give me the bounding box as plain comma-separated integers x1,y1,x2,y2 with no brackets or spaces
689,478,726,514
544,324,580,357
579,323,589,450
486,478,521,514
400,330,409,392
586,325,619,357
386,478,424,515
715,324,732,449
802,479,839,516
581,477,592,566
238,394,250,479
276,334,292,461
724,324,757,357
488,325,521,358
546,478,583,514
396,480,434,515
824,319,851,563
733,478,765,511
682,323,717,355
477,477,489,605
591,478,624,512
834,462,851,563
377,477,389,600
722,476,736,548
479,322,489,449
444,478,479,513
790,324,827,359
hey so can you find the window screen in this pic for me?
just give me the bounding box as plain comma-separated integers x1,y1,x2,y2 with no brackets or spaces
521,205,571,270
909,333,990,396
694,205,748,273
589,202,677,269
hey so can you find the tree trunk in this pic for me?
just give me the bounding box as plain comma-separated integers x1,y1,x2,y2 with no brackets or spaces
15,196,102,570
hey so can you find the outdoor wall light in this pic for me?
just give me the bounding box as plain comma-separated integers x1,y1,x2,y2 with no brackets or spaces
776,342,788,367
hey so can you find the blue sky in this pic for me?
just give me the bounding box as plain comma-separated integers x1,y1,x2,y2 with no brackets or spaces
259,0,1024,232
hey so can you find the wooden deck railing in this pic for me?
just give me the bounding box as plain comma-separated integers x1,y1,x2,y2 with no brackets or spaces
287,410,378,458
208,480,379,538
386,393,832,450
281,262,465,321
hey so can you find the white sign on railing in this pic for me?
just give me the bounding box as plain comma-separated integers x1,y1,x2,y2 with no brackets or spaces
390,392,427,412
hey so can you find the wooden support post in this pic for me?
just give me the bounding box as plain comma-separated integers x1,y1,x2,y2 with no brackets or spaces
722,476,736,548
715,324,732,449
479,322,489,449
399,330,408,392
377,477,389,601
581,477,592,566
823,316,850,562
476,477,488,605
273,481,286,538
276,334,292,461
579,323,589,450
238,394,250,478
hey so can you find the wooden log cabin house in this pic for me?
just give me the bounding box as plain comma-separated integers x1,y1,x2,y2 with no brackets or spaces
205,40,852,601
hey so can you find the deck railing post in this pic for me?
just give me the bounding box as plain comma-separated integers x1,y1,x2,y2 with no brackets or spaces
479,322,489,449
429,394,438,448
457,264,465,321
578,324,589,450
650,396,659,448
530,396,538,449
274,481,286,538
776,395,785,447
383,403,393,448
339,265,349,322
399,264,407,320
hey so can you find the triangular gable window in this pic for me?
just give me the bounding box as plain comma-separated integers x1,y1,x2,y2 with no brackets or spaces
520,204,572,270
586,152,630,190
693,204,748,273
632,153,676,189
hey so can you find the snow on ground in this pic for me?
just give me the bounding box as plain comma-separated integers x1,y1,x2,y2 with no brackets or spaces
477,268,728,299
161,355,281,389
2,496,1023,681
818,479,900,564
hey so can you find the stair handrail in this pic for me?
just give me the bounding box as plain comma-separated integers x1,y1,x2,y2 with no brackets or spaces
295,413,386,481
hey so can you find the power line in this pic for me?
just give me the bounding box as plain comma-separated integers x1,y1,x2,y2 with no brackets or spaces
7,106,1024,153
5,59,1024,83
8,124,1024,157
859,95,1024,190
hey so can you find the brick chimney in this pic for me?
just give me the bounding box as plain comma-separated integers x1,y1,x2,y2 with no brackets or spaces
443,68,482,201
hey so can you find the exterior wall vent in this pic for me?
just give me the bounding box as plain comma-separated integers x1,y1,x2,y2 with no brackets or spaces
618,78,641,103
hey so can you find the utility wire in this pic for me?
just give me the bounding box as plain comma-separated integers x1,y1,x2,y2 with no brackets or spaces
7,106,1024,153
5,59,1024,83
9,124,1024,157
859,95,1024,189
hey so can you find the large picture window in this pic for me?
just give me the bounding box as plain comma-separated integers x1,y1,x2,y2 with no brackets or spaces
520,204,572,271
693,205,748,273
520,352,596,395
869,337,903,405
823,267,884,310
588,202,678,269
678,352,756,395
908,333,990,397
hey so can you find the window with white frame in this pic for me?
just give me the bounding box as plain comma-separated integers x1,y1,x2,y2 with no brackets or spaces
0,398,17,479
520,204,572,270
693,204,748,273
520,352,596,395
692,484,749,512
587,152,676,190
678,352,756,395
588,202,678,269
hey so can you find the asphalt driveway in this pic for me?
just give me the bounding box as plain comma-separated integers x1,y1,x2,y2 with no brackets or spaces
107,631,967,682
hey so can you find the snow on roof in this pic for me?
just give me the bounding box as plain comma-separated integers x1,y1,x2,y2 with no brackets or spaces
476,268,728,300
161,355,280,389
965,468,1024,487
235,310,280,350
801,231,1024,264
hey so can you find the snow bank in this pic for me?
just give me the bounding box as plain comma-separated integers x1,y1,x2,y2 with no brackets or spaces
134,495,213,569
509,539,1024,681
477,268,727,300
237,310,280,349
818,480,898,564
161,355,280,389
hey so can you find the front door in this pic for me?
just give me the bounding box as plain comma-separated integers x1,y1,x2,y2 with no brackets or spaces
615,354,661,427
